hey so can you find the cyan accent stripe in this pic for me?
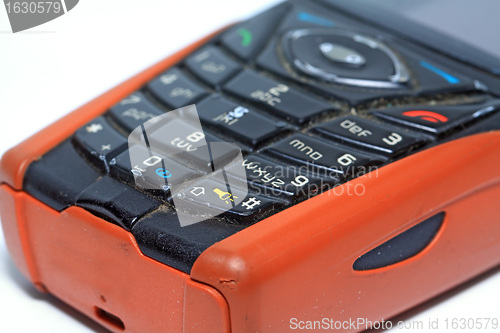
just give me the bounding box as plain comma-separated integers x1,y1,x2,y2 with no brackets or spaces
297,12,334,27
420,61,460,84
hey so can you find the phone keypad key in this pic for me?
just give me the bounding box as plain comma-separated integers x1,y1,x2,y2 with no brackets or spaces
312,116,425,156
109,92,165,133
197,95,287,147
142,118,240,171
76,177,161,230
73,117,128,169
110,145,201,191
24,140,102,211
185,46,241,87
263,134,385,177
224,70,335,124
148,68,208,109
371,102,500,135
175,178,286,223
225,155,333,200
220,4,289,60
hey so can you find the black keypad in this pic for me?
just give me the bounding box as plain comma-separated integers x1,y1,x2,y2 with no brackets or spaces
76,177,161,230
22,0,500,276
108,92,165,133
148,68,208,109
196,95,287,147
225,155,332,200
73,117,128,169
264,134,385,177
185,46,241,87
371,102,500,135
312,116,425,156
224,71,335,124
220,3,289,60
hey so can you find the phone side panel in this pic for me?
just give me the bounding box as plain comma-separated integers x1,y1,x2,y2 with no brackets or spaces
192,131,500,333
0,185,231,333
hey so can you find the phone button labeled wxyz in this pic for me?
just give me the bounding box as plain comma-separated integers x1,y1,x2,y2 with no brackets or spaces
371,101,500,135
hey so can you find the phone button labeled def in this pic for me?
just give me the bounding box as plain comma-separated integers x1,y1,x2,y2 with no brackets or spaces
312,116,425,157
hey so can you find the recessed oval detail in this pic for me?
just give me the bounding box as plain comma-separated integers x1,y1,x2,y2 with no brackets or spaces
353,212,445,271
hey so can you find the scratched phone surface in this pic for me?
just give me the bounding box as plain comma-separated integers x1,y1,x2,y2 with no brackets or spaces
23,0,500,273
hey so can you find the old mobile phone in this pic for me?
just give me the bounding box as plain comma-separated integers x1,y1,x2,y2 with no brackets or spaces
1,0,500,332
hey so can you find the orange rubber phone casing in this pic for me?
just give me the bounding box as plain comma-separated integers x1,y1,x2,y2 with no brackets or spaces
1,28,500,333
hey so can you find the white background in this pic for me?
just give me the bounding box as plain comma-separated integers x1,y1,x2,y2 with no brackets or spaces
0,0,498,332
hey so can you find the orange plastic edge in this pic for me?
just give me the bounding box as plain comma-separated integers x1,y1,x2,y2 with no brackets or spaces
0,28,232,333
1,22,499,333
0,27,227,190
191,132,500,333
0,187,230,333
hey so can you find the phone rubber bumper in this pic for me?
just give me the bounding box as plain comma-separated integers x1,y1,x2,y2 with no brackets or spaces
1,30,500,333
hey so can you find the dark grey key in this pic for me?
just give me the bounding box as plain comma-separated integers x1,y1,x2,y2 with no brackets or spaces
225,155,334,199
224,70,334,124
220,4,289,60
76,177,161,230
312,116,425,156
175,178,285,223
185,46,241,87
148,68,208,109
263,134,385,177
73,116,128,169
196,95,287,147
109,92,165,133
109,145,200,191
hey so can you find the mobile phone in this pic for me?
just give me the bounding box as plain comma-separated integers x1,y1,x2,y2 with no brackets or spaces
1,0,500,332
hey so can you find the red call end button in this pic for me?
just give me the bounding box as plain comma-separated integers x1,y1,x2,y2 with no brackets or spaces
371,102,499,135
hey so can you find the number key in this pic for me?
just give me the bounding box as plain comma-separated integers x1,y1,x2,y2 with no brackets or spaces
312,116,426,156
148,68,208,109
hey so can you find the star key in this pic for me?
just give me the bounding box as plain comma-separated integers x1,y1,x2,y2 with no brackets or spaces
86,123,103,133
74,117,128,170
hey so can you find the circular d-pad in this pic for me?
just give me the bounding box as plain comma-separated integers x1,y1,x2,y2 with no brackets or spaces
282,28,410,89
